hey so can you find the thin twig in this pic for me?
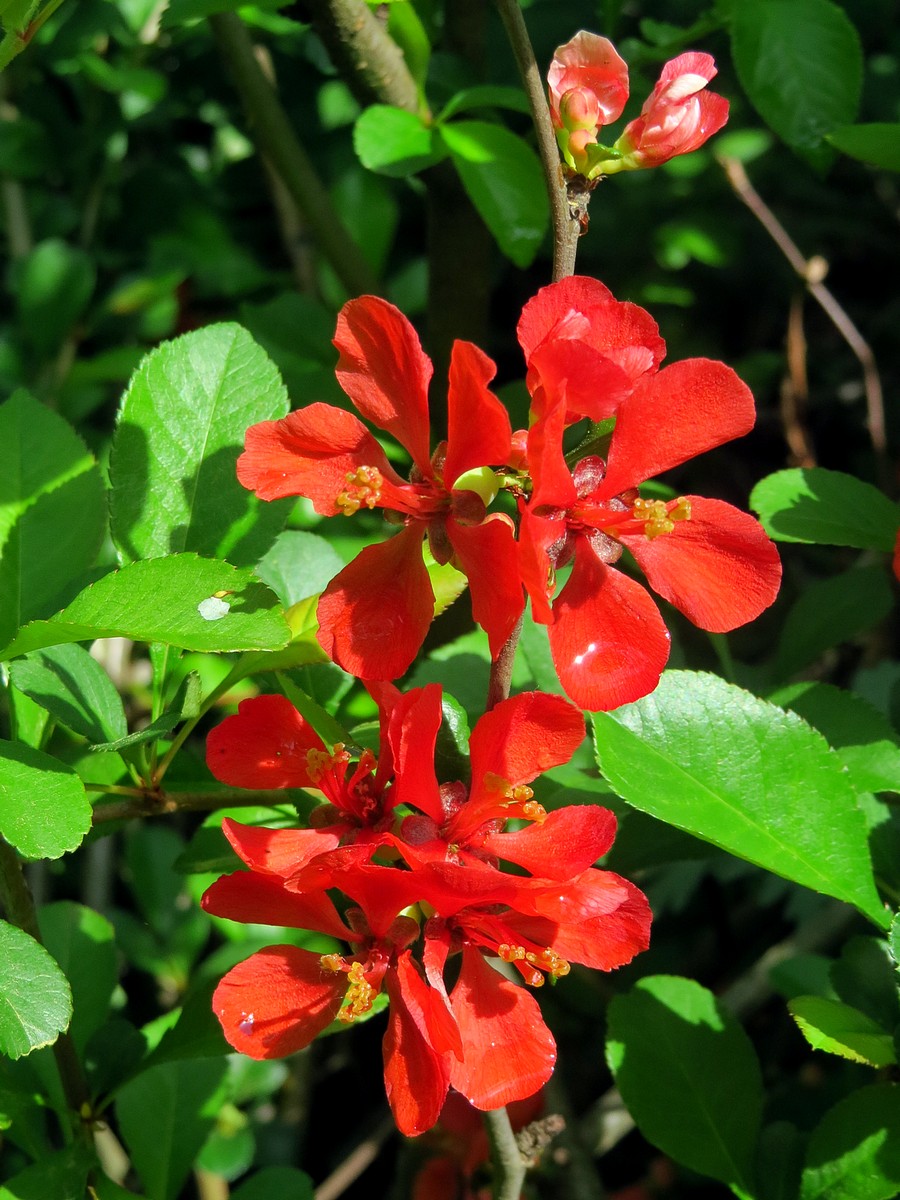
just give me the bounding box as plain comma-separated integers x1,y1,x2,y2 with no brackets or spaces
90,788,293,824
720,156,891,494
494,0,579,281
209,11,378,297
314,1115,395,1200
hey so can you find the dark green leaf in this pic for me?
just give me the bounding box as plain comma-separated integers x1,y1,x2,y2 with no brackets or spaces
116,1059,229,1200
353,105,444,177
830,936,900,1031
439,120,548,268
255,530,344,607
145,981,231,1066
800,1083,900,1200
438,86,531,122
0,555,290,660
230,1167,314,1200
769,682,900,795
89,672,202,753
0,1144,92,1200
9,644,127,744
0,390,106,648
109,324,290,567
750,468,899,549
776,565,892,679
37,901,117,1053
789,996,895,1067
731,0,863,149
15,239,95,358
0,741,90,859
757,1122,806,1200
0,922,72,1060
162,0,291,23
593,672,888,928
827,123,900,171
607,975,763,1193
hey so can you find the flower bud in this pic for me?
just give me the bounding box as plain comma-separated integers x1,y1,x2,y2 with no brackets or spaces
559,86,602,132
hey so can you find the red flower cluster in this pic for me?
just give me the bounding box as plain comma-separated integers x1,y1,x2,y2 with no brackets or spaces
202,688,650,1136
548,31,729,178
237,277,780,712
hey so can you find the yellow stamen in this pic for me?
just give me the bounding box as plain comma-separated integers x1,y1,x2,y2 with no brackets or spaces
632,495,691,539
498,943,570,982
339,961,376,1023
482,775,546,822
305,744,351,784
336,466,383,516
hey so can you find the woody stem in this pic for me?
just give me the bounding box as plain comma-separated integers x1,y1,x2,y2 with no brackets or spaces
483,1106,529,1200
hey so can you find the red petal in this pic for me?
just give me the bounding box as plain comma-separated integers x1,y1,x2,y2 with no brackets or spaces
511,869,652,970
601,359,756,496
482,805,617,879
221,818,342,875
549,538,671,711
448,947,556,1109
517,501,563,625
524,386,578,510
212,946,345,1058
387,684,444,823
207,695,324,789
334,296,433,475
469,691,585,788
621,495,782,632
201,870,353,941
529,337,633,424
443,341,511,486
382,956,450,1136
447,517,524,658
547,33,629,125
517,276,616,361
237,404,401,508
316,525,434,679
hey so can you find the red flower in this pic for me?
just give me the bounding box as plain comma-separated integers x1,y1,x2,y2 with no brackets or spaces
609,52,729,171
236,296,523,680
548,31,629,176
519,357,782,711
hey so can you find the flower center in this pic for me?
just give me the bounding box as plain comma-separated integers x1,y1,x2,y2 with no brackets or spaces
630,495,692,539
305,744,351,784
336,466,383,516
483,773,547,823
319,955,377,1023
498,943,571,987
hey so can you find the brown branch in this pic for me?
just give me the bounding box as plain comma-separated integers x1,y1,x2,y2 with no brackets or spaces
313,1115,394,1200
494,0,579,280
209,11,378,297
721,156,891,494
91,788,293,824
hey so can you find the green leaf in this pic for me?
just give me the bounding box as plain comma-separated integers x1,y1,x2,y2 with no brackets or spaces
438,85,531,122
255,530,344,607
607,975,763,1193
231,1167,314,1200
789,996,896,1067
776,565,892,679
89,672,201,754
0,742,90,859
15,239,95,359
830,936,900,1031
0,922,72,1060
109,324,291,567
0,1145,92,1200
750,468,900,549
161,0,292,23
353,105,444,177
593,672,888,928
827,123,900,171
116,1059,229,1200
769,683,900,795
438,120,549,268
0,391,106,649
0,555,290,660
891,913,900,972
8,644,127,744
37,902,117,1054
800,1083,900,1200
731,0,863,150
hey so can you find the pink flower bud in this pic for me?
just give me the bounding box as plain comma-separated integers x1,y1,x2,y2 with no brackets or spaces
559,86,602,132
613,52,729,169
548,31,629,130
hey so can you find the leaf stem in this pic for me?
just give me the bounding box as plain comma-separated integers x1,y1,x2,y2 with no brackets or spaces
209,11,379,297
493,0,580,280
483,1106,529,1200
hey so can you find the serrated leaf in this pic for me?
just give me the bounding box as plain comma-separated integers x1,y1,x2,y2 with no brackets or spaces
0,555,290,661
828,123,900,171
109,324,290,567
353,105,444,177
116,1059,229,1200
0,922,72,1060
438,120,548,268
776,565,892,679
9,644,127,744
0,391,106,648
789,996,896,1067
607,975,763,1193
800,1084,900,1200
750,468,899,549
593,671,888,928
732,0,863,150
0,742,90,859
769,682,900,796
